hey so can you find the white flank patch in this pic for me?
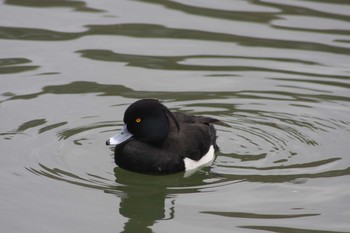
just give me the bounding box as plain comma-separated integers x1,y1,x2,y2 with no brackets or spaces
184,145,215,171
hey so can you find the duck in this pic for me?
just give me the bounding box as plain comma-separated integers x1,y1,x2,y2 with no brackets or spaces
106,99,221,174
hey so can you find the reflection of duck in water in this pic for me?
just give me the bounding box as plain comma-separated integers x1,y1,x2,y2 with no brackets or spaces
107,99,222,174
113,168,174,233
118,188,169,233
113,167,214,233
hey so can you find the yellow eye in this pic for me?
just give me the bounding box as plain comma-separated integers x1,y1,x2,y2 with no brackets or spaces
135,118,141,123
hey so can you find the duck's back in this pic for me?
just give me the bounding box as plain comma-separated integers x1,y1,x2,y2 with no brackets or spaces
169,112,218,160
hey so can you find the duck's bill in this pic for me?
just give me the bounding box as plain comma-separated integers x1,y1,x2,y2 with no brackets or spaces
106,125,133,146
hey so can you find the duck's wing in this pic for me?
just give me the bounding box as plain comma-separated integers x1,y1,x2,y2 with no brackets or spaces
166,112,217,161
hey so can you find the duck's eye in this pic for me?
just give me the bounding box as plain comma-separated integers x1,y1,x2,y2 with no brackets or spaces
135,118,141,123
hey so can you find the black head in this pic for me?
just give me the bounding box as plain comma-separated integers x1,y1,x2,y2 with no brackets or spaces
123,99,179,145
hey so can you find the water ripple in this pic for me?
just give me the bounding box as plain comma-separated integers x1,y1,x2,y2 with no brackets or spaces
12,94,348,190
5,0,103,12
240,225,350,233
202,211,320,219
0,57,39,74
1,23,349,56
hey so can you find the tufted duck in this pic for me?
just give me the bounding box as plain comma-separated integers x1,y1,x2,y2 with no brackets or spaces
106,99,221,174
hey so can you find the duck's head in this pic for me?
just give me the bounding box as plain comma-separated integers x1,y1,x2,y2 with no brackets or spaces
106,99,179,146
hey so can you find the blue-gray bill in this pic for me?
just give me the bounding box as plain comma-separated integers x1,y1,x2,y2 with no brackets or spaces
106,125,133,145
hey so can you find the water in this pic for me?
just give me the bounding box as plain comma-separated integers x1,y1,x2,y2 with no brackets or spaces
1,0,350,232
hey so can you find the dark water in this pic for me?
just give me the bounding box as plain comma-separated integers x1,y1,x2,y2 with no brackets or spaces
1,0,350,232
